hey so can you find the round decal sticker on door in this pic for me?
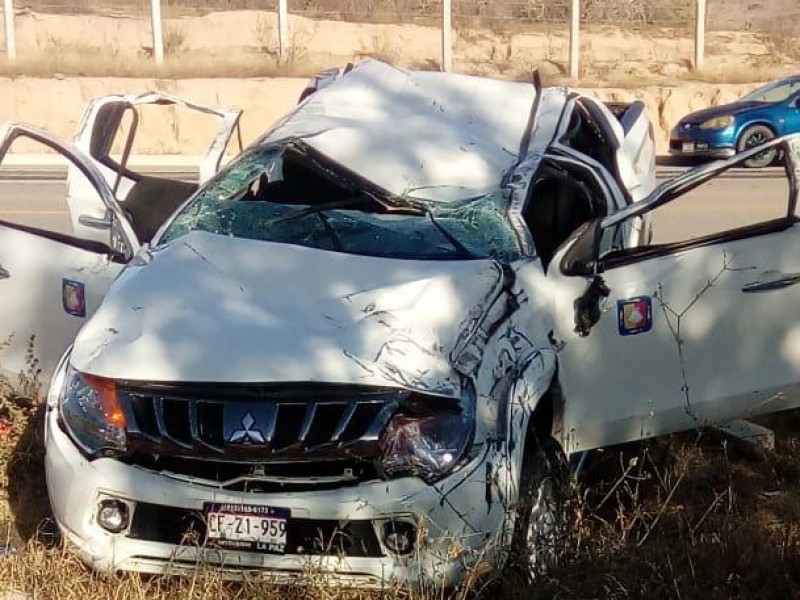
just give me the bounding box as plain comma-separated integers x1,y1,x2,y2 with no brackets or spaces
617,296,652,336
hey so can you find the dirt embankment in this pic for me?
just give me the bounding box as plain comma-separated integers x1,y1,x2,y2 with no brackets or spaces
4,8,798,86
0,7,789,153
0,76,760,155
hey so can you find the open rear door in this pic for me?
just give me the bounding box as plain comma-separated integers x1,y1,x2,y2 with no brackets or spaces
549,96,656,248
67,93,242,245
0,122,138,388
573,97,657,204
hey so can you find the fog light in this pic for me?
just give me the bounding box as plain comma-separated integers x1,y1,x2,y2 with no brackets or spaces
383,520,417,556
696,142,709,150
97,499,130,534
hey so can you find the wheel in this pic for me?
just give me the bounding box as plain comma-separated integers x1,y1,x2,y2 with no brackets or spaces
738,124,777,168
509,436,569,580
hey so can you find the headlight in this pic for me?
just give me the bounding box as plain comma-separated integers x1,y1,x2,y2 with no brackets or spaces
59,364,127,457
379,388,475,483
699,115,734,130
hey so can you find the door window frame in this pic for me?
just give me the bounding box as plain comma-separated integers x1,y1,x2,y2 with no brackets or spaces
562,134,800,275
0,121,140,260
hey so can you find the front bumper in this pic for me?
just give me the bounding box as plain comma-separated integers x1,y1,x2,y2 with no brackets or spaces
44,407,510,588
668,144,736,159
669,125,736,159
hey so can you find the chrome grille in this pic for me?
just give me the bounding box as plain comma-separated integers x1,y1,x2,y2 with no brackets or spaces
118,384,403,462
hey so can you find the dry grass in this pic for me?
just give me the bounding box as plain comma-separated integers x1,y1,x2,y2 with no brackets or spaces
684,64,797,85
761,18,800,63
0,548,410,600
535,60,794,89
2,343,800,598
0,39,789,86
515,421,800,599
1,0,795,84
162,27,187,57
0,46,323,79
19,0,699,28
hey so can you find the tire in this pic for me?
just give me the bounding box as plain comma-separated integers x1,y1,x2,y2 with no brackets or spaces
509,436,569,580
738,124,777,168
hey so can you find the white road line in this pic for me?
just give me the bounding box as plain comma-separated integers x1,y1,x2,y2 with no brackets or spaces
0,210,67,215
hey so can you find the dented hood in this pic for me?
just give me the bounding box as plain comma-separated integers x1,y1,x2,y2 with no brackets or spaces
70,231,506,396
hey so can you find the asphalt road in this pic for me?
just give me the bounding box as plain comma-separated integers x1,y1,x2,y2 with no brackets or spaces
648,167,790,243
0,179,72,233
0,167,790,242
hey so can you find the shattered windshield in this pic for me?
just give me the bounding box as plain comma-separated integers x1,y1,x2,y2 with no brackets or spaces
159,143,522,262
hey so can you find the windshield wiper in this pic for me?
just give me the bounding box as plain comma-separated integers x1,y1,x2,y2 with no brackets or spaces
316,212,343,251
424,210,476,259
265,192,425,227
262,189,475,259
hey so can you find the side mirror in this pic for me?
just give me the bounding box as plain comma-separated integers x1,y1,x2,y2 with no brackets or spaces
560,219,602,276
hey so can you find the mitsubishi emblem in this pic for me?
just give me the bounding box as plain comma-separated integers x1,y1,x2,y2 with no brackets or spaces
228,411,266,444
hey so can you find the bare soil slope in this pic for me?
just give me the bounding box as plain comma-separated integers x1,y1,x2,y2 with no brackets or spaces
0,75,762,155
0,7,797,86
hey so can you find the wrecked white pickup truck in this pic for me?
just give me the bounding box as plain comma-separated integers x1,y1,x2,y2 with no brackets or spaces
5,59,797,587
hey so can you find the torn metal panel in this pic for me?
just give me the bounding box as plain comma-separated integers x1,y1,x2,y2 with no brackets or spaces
258,60,553,204
73,92,242,183
552,96,656,205
504,87,571,256
504,350,558,481
548,146,628,212
67,92,241,246
462,259,557,446
573,275,611,338
449,262,512,377
541,150,648,250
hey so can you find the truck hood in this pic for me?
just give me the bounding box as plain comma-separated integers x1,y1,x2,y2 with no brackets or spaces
678,101,770,125
71,231,507,396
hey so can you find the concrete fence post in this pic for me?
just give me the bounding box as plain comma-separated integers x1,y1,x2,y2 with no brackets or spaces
442,0,452,71
278,0,289,60
569,0,580,80
150,0,164,64
3,0,16,62
694,0,706,70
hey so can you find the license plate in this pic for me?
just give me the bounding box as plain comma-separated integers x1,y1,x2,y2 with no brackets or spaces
682,141,695,153
204,503,289,554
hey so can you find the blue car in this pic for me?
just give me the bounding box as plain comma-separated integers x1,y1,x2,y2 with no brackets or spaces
670,75,800,167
